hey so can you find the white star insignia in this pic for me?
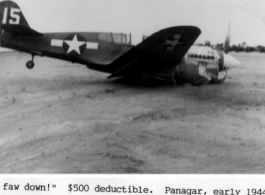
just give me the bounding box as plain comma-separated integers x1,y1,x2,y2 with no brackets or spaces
64,35,85,54
163,34,184,51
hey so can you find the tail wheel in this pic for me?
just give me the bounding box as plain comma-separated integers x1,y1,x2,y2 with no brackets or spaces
26,61,34,69
26,54,35,69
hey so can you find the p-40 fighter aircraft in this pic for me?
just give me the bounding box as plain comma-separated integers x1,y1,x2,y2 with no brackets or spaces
0,1,239,84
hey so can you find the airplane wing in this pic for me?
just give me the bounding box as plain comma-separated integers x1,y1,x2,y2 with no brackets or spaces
108,26,201,78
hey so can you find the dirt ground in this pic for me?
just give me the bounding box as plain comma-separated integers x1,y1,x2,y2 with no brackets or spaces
0,51,265,173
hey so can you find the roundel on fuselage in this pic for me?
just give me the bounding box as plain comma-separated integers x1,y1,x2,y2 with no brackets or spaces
62,34,87,55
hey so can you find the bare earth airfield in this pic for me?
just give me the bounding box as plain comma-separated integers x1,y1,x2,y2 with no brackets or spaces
0,51,265,173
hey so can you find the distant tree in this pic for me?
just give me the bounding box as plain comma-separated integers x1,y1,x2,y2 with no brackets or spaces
242,42,247,50
205,40,211,47
215,43,224,50
230,44,238,52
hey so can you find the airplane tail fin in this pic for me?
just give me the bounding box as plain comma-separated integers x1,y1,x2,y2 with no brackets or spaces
0,1,42,41
0,1,29,26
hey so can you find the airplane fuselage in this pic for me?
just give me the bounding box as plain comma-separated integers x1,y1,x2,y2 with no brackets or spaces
176,46,222,84
1,31,132,73
1,31,229,84
0,0,239,85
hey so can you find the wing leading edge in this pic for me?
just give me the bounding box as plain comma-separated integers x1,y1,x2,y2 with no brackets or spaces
108,26,201,78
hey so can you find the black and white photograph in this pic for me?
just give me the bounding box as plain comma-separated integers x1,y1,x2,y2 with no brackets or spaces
0,0,265,173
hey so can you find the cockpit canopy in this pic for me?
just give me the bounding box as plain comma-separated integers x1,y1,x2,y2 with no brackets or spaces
98,33,131,45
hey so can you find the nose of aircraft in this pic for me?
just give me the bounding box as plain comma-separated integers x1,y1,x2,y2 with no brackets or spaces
223,53,240,70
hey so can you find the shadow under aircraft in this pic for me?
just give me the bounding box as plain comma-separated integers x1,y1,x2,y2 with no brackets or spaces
0,1,239,85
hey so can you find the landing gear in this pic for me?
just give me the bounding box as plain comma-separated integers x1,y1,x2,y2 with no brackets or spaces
26,54,35,69
26,61,34,69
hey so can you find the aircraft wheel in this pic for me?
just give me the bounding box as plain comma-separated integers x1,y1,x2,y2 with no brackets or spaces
26,61,34,69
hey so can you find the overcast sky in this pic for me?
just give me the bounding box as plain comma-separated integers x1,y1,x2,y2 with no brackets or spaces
2,0,265,51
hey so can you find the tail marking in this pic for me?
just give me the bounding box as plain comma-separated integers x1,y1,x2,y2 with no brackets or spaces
3,7,21,25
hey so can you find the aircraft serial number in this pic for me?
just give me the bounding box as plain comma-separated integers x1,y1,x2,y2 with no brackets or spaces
2,7,21,24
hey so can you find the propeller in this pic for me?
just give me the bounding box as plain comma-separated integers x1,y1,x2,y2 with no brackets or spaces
221,23,239,71
213,23,239,83
224,23,231,54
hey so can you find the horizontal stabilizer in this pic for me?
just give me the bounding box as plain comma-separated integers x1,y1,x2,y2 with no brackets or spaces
2,24,44,37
